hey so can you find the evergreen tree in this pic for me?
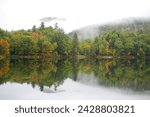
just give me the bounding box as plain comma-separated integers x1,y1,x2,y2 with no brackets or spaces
40,22,45,29
32,25,36,32
72,32,79,56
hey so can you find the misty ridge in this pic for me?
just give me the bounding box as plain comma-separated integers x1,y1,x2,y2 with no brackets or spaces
68,17,150,40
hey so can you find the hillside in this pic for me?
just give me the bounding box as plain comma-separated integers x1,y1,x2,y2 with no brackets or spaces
69,17,150,39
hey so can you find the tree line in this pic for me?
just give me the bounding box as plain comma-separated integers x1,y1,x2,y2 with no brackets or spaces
79,30,150,59
0,22,77,59
0,22,149,59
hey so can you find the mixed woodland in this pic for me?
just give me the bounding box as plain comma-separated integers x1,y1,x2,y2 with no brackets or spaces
0,18,150,60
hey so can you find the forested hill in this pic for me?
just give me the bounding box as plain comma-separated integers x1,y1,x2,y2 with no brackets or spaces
69,17,150,40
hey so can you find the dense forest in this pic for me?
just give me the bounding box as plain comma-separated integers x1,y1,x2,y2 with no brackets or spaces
0,18,150,59
0,22,74,59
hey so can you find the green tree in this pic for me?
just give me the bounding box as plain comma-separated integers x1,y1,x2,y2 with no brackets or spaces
40,22,45,30
72,32,79,56
32,25,36,32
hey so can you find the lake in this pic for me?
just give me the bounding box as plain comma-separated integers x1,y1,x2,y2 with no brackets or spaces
0,58,150,100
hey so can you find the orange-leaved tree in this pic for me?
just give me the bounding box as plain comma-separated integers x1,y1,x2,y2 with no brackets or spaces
0,39,10,56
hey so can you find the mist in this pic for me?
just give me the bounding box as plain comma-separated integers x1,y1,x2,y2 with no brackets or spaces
69,17,150,40
0,0,150,32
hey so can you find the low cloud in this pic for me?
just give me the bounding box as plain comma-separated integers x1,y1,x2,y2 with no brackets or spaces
40,17,66,23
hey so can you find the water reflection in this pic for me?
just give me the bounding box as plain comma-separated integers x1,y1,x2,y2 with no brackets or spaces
0,58,150,99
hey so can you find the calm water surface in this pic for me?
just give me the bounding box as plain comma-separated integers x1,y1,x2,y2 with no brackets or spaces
0,59,150,99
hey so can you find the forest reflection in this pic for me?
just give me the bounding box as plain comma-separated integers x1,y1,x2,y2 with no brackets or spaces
0,58,149,92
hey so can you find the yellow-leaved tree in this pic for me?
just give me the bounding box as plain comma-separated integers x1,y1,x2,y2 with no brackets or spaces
0,39,10,56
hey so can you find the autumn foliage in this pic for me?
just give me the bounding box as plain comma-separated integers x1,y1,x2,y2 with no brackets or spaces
0,39,9,56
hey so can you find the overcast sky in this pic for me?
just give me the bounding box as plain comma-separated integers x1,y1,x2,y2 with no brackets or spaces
0,0,150,32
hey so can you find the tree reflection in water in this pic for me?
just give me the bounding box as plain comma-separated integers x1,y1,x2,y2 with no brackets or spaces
0,58,149,92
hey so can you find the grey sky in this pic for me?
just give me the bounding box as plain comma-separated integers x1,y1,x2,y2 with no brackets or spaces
0,0,150,32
